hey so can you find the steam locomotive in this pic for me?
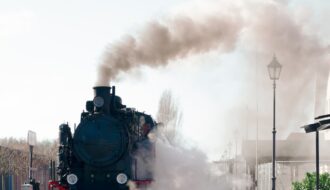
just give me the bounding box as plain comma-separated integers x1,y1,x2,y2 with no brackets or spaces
48,86,156,190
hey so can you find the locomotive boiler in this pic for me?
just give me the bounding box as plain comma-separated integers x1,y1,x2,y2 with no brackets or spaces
48,86,156,190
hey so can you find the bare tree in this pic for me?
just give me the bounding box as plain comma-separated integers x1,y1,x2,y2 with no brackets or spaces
156,90,183,144
35,139,58,161
0,137,58,161
0,145,29,177
0,137,57,179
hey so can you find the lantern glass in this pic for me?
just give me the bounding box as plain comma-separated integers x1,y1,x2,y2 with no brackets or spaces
268,56,282,80
28,130,36,146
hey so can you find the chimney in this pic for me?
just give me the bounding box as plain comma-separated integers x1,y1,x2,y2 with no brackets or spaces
93,86,111,114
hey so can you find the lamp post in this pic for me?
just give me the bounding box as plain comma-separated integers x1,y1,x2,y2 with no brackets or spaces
302,114,330,190
267,55,282,190
27,130,36,182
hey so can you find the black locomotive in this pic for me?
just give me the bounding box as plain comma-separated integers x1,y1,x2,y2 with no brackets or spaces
49,86,156,190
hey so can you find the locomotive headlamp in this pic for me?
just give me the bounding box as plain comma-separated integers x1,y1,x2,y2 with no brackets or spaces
93,96,104,108
67,173,78,185
116,173,128,184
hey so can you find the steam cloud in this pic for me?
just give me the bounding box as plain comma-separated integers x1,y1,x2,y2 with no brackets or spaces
150,139,232,190
131,132,252,190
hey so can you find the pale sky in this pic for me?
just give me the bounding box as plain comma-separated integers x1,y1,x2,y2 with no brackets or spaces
0,0,329,160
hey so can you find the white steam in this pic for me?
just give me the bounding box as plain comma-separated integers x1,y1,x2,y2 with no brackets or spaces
147,136,251,190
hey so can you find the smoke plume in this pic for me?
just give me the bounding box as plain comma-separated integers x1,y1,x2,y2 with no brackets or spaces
97,10,243,85
97,0,329,139
98,0,330,183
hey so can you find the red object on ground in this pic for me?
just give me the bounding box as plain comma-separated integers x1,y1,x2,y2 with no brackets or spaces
133,179,153,186
48,180,68,190
133,180,153,190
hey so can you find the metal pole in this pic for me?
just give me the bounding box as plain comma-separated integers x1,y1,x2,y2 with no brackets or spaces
9,158,12,190
256,117,259,190
29,145,33,181
316,130,320,190
272,80,276,190
255,54,259,190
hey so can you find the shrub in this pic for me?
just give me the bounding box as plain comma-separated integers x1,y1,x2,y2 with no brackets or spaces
292,172,330,190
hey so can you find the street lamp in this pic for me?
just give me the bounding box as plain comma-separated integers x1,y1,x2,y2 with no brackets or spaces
267,55,282,190
27,130,36,181
302,114,330,190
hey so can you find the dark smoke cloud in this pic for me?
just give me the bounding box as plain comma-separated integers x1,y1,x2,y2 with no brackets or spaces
97,12,243,85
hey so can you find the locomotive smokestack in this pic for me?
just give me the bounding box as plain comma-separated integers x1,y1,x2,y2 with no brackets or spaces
111,86,116,113
93,86,111,114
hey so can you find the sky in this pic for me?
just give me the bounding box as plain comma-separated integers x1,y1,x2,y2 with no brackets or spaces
0,0,329,160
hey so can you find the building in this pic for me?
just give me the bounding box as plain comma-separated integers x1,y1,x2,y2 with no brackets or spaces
242,133,330,190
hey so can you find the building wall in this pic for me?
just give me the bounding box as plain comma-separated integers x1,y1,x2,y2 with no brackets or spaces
257,161,330,190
